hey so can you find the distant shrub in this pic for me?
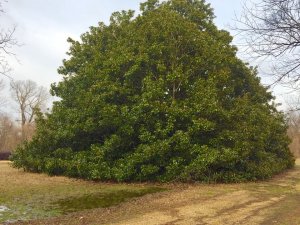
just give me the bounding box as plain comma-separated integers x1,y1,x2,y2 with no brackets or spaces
0,151,11,160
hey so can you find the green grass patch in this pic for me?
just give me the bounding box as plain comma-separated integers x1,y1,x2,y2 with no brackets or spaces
53,187,164,214
0,161,166,223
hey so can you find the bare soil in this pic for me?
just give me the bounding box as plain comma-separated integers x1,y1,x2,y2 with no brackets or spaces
6,159,300,225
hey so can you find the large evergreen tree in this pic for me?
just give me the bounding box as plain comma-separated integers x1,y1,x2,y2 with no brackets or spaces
12,0,294,182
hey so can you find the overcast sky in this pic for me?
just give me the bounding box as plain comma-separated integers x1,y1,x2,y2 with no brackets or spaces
1,0,290,111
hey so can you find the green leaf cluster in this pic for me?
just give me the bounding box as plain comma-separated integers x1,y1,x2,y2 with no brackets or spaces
11,0,294,182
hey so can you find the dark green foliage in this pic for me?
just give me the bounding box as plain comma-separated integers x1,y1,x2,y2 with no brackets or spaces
11,0,294,182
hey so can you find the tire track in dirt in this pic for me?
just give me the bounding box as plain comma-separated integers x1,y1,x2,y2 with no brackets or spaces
109,191,284,225
109,160,300,225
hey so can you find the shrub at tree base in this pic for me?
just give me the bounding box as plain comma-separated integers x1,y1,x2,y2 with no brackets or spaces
11,0,295,182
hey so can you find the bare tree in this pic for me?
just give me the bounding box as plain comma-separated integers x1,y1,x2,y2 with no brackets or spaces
0,79,7,109
0,0,17,79
0,114,13,151
236,0,300,86
286,110,300,157
0,114,23,152
10,80,49,140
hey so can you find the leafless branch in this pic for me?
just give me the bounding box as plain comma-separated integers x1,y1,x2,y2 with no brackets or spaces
0,0,18,79
234,0,300,86
10,80,50,140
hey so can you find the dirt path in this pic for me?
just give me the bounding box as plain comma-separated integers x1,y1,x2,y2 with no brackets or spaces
107,160,300,225
13,159,300,225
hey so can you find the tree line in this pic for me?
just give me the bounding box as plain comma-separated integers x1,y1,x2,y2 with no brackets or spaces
0,1,49,153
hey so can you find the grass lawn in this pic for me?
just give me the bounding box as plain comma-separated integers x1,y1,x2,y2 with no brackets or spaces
0,161,165,223
1,160,300,225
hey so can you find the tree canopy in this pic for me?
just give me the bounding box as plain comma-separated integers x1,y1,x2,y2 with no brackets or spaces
12,0,294,182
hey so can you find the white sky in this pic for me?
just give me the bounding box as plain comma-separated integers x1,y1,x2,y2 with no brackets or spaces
1,0,292,112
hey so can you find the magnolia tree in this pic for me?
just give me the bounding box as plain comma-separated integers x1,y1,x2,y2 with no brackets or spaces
12,0,294,182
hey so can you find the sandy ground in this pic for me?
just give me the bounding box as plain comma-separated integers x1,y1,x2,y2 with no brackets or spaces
9,159,300,225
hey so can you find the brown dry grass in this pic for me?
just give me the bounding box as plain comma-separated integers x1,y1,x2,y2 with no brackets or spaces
3,159,300,225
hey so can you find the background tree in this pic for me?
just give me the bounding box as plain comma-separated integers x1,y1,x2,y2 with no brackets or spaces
10,80,49,140
0,79,7,110
0,0,17,79
0,115,12,151
12,0,294,182
237,0,300,86
0,114,21,152
287,111,300,157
